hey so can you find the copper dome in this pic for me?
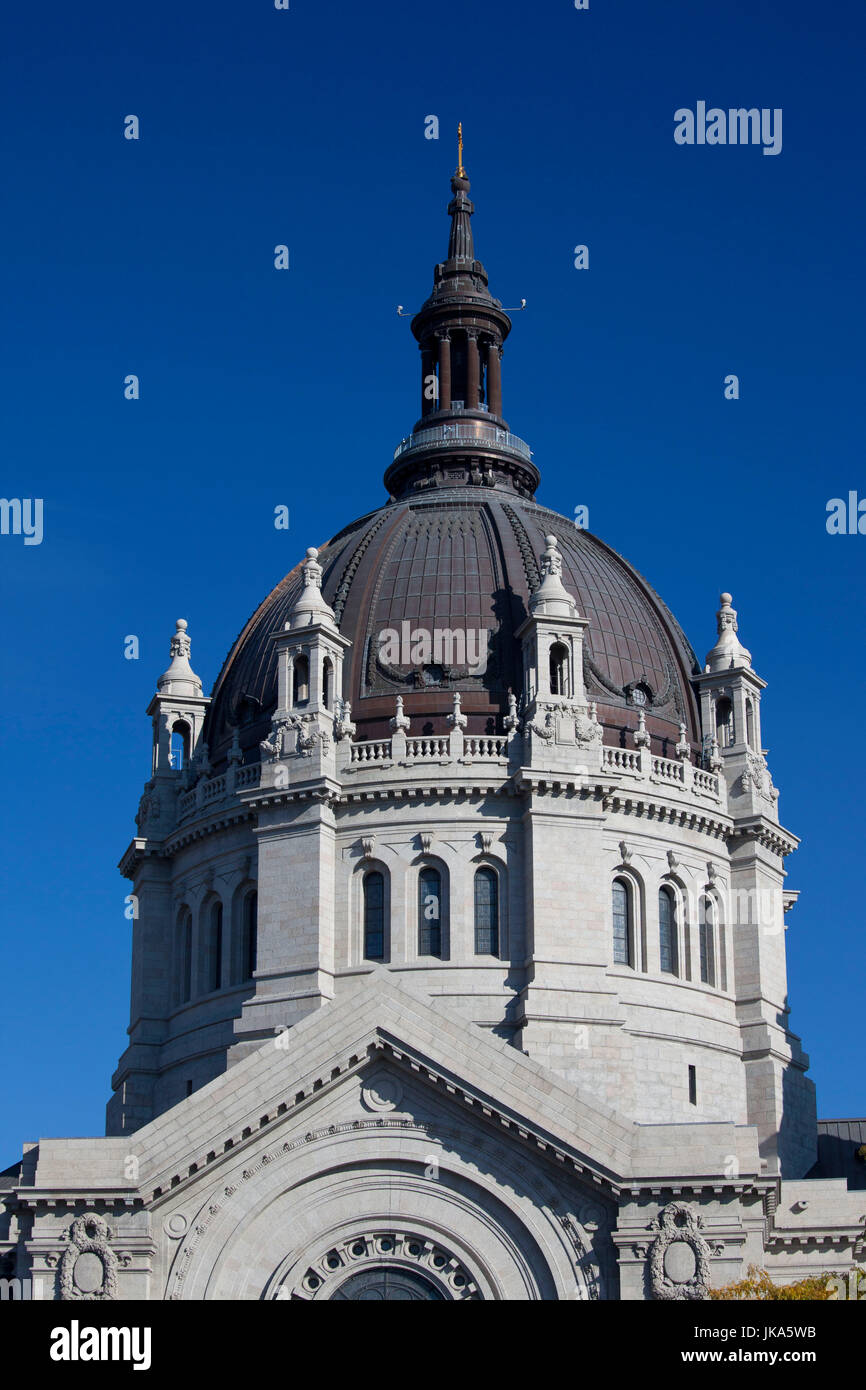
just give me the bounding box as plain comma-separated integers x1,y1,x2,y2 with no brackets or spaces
204,489,701,767
205,155,702,765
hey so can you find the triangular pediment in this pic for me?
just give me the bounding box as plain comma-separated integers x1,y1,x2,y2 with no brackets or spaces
128,969,636,1203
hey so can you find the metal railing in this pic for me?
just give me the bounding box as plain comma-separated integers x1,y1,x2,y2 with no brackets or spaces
393,420,532,462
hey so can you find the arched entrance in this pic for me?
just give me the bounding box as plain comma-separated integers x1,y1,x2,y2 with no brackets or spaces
329,1266,445,1301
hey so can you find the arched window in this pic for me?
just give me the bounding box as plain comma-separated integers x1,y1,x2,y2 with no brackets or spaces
549,643,569,697
363,871,385,961
699,896,716,987
715,697,733,749
322,658,333,711
474,867,499,956
293,655,310,706
178,910,192,1004
208,902,223,993
242,891,257,981
612,878,633,967
745,698,756,751
418,867,442,958
170,721,190,770
659,887,679,976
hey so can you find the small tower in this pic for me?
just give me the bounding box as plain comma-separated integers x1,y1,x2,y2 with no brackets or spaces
516,535,590,717
265,547,351,761
147,619,209,778
233,549,353,1057
695,592,813,1176
693,593,776,816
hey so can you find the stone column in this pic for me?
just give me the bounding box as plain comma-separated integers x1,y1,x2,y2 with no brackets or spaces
466,331,480,408
437,333,452,411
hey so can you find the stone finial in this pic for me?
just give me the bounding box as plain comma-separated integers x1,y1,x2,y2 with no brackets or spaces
675,722,690,760
633,709,650,748
529,535,579,619
335,699,356,742
705,592,752,673
157,618,203,697
228,728,243,765
504,690,520,733
288,546,338,628
390,695,410,733
447,690,467,730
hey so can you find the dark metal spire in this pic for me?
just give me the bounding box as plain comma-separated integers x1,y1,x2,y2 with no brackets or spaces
448,122,475,262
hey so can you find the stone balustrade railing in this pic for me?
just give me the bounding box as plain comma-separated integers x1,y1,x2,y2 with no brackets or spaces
405,736,450,759
174,733,721,823
349,739,393,764
602,745,721,802
464,735,508,758
177,761,262,821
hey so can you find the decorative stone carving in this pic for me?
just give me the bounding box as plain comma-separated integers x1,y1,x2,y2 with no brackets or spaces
419,833,433,853
618,840,632,865
228,728,243,765
361,836,376,860
676,722,690,759
59,1214,120,1301
706,735,722,773
503,689,521,734
741,751,778,803
260,718,292,762
278,1229,480,1301
574,706,602,747
334,699,356,742
633,709,650,749
390,695,410,733
446,690,467,731
135,791,161,830
648,1202,711,1301
361,1071,404,1112
478,832,493,853
525,709,555,741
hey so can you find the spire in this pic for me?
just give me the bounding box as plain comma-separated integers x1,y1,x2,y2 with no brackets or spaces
448,123,475,262
287,547,338,629
157,619,202,697
705,593,752,672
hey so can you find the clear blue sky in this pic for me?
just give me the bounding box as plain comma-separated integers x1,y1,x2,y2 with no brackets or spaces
1,0,863,1155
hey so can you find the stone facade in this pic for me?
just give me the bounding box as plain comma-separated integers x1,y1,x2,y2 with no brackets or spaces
1,158,863,1302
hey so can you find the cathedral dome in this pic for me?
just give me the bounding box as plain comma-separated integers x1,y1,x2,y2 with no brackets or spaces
204,491,701,765
205,147,701,765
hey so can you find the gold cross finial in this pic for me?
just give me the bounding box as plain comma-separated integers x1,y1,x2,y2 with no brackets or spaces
457,122,466,178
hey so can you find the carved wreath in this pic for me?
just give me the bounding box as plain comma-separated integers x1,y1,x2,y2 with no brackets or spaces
648,1201,710,1301
59,1214,119,1301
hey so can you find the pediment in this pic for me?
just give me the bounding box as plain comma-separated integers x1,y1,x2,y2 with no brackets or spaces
132,969,635,1206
